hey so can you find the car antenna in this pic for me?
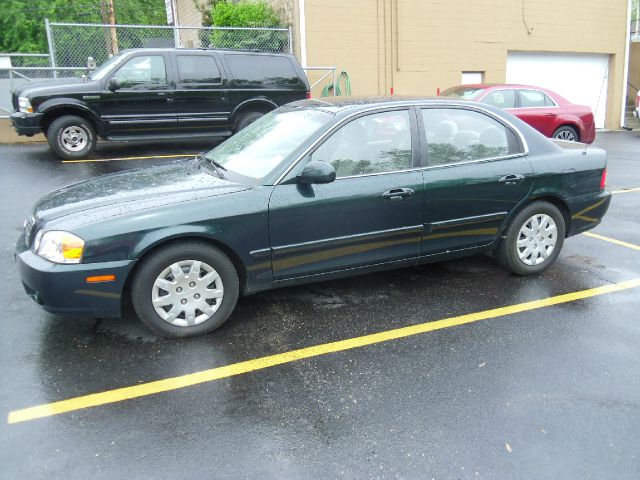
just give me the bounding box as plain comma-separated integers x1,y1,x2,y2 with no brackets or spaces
585,71,608,155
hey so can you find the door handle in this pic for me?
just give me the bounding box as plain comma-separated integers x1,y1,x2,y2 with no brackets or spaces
498,174,526,185
545,112,557,117
166,97,175,103
382,188,414,200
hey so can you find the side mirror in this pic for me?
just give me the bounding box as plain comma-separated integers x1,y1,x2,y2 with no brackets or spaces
108,77,119,91
297,160,336,184
87,56,97,70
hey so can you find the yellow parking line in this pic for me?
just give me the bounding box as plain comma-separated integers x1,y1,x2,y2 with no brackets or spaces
582,232,640,251
62,154,197,164
7,277,640,425
611,187,640,194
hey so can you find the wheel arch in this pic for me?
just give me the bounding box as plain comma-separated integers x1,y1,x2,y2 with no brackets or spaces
500,194,572,239
231,98,277,123
122,234,249,303
41,105,99,136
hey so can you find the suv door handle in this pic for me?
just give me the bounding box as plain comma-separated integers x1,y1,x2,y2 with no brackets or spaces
498,174,526,185
382,188,414,200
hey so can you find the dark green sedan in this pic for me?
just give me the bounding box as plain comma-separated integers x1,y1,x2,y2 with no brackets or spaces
16,97,611,337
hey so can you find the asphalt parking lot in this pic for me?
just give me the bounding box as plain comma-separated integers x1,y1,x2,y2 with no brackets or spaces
1,132,639,479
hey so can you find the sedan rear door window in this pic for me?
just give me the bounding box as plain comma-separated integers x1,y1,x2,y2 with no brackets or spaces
518,90,553,108
311,110,413,177
421,108,515,166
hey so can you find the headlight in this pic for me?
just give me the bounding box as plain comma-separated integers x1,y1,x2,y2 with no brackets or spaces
18,97,33,113
35,230,85,264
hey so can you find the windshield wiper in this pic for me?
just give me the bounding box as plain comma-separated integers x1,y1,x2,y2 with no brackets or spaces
196,153,226,178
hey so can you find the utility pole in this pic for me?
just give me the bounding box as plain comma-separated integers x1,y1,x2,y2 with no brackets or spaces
107,0,119,54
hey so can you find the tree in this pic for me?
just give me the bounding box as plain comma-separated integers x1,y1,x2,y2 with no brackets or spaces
199,0,288,52
0,0,168,54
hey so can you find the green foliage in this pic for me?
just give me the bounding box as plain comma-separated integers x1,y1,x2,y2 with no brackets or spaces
200,0,285,28
0,0,168,53
200,0,287,52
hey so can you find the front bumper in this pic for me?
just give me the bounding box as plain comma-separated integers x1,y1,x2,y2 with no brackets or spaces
10,111,44,136
16,249,136,318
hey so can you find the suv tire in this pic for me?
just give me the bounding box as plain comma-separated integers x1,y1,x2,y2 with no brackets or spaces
47,115,97,159
235,111,265,132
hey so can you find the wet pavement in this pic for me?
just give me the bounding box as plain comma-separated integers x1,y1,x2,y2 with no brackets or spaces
1,133,639,479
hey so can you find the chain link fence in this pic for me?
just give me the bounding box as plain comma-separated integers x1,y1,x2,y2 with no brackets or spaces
47,22,292,69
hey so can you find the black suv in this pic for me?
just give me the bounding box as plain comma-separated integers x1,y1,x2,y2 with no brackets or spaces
11,48,310,159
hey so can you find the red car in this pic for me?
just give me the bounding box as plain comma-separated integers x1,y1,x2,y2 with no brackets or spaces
441,84,596,144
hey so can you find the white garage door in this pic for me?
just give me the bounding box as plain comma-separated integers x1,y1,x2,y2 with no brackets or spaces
506,52,609,128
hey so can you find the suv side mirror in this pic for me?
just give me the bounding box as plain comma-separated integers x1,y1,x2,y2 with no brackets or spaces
108,78,119,91
297,160,336,184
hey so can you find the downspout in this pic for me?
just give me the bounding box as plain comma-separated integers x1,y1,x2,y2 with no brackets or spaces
621,0,632,128
298,0,307,68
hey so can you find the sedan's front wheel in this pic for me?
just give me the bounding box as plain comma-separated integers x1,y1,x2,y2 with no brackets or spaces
497,201,566,275
131,242,239,338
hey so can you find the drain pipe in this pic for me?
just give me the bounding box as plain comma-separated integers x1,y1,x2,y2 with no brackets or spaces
298,0,307,68
621,0,632,128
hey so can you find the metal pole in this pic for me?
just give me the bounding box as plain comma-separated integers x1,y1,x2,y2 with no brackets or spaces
174,25,180,48
332,68,337,96
288,27,293,54
44,18,57,78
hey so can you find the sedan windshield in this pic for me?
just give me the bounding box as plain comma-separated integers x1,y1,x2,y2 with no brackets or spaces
204,108,333,180
441,86,485,100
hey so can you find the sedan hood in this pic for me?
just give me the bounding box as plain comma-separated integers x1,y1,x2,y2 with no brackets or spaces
32,159,249,225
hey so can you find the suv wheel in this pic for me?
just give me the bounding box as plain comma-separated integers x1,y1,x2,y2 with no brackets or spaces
47,115,97,159
131,241,240,338
235,111,265,132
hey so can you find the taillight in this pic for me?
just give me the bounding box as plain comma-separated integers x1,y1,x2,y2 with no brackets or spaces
306,91,311,99
600,168,607,191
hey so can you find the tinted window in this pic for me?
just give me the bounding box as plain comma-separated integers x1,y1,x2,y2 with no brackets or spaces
481,89,516,109
519,90,548,108
225,54,299,85
421,108,511,166
177,55,221,85
113,55,167,88
312,110,413,178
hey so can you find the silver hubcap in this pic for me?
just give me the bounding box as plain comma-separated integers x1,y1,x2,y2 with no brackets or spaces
61,126,88,152
555,130,576,141
516,214,558,266
152,260,224,327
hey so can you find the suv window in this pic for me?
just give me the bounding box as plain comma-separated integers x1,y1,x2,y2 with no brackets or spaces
113,55,167,89
225,54,299,85
481,89,516,109
177,55,222,85
312,110,413,178
519,90,554,108
421,108,512,166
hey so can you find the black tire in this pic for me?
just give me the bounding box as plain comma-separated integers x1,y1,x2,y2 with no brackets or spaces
47,115,97,159
131,241,239,338
234,111,265,132
552,125,579,142
496,201,566,276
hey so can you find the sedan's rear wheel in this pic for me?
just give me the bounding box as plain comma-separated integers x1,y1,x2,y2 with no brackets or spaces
497,201,565,275
132,242,239,338
552,125,578,142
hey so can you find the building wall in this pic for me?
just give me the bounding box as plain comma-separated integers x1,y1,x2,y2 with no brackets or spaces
303,0,629,129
